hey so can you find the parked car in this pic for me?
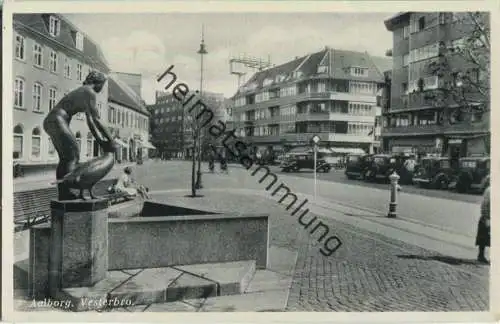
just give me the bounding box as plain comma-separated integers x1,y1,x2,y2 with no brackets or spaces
450,156,490,193
345,154,373,180
280,153,331,173
363,154,395,182
412,157,454,189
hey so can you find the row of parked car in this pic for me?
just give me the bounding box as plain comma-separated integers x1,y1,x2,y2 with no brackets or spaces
345,153,490,194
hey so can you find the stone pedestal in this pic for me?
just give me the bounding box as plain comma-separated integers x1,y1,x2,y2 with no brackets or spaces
48,199,109,297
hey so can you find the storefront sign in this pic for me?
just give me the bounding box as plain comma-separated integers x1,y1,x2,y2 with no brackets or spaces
448,139,463,145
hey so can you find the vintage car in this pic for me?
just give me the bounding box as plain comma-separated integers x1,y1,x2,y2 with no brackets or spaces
345,154,373,180
363,154,413,184
280,153,331,173
450,156,490,193
412,157,454,189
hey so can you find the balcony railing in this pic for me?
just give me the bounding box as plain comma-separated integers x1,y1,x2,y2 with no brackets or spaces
382,118,489,137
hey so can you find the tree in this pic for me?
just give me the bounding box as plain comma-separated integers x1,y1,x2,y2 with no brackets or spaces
425,12,490,120
423,12,490,153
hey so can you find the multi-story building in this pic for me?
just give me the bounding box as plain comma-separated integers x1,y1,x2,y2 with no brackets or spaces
12,13,152,169
106,74,153,162
382,12,490,158
148,91,226,159
13,13,110,167
230,47,391,155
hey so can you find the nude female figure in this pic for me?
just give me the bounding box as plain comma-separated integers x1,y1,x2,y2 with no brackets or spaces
43,71,113,200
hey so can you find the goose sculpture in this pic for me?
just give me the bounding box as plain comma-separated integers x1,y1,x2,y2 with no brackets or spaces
54,126,117,200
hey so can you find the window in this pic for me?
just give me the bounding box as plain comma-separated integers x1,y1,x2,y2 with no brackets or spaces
423,76,438,90
31,127,41,158
108,107,114,123
403,25,410,39
76,32,84,51
409,43,439,63
317,82,326,92
33,43,43,67
351,67,368,77
86,133,93,157
14,78,25,108
117,109,121,124
64,57,71,78
76,64,83,81
32,83,42,112
48,138,56,156
418,17,426,31
13,124,24,159
50,51,58,73
49,16,61,37
452,12,469,22
75,132,82,152
402,82,408,94
403,54,409,67
15,35,25,60
49,88,57,110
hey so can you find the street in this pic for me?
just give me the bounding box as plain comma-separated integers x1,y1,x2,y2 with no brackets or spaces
258,164,483,204
133,160,488,311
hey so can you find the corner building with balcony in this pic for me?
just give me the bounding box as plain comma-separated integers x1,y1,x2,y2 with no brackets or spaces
382,12,490,157
231,47,391,154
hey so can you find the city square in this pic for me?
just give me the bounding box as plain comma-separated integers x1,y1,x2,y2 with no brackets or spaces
9,9,490,315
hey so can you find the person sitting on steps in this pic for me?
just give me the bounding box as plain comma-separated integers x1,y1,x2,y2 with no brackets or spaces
114,166,150,200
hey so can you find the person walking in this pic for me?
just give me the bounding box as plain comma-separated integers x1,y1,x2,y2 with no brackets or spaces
476,186,490,263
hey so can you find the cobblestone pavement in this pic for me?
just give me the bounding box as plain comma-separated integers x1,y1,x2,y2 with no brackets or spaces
18,161,488,312
146,162,489,312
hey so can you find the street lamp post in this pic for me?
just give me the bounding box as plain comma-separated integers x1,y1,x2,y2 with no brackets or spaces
195,25,208,190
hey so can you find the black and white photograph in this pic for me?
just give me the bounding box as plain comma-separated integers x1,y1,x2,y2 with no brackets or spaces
3,1,496,321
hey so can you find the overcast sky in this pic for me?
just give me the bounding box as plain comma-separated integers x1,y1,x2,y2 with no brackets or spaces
65,13,394,104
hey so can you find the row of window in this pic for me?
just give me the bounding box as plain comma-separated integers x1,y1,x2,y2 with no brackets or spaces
403,13,474,40
348,103,374,116
347,123,374,135
108,106,149,131
153,103,184,114
15,34,86,80
155,115,183,124
13,124,94,160
349,81,377,95
14,78,60,111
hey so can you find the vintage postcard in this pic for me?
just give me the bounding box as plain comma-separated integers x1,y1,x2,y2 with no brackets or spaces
2,0,498,323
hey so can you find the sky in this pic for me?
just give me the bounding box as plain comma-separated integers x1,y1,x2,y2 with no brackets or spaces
65,12,394,105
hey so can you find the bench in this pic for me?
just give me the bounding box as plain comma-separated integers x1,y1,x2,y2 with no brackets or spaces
14,178,130,232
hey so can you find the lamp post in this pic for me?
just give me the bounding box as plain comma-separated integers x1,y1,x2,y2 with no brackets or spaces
195,24,208,190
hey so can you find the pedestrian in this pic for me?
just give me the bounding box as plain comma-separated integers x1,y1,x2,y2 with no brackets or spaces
475,186,490,263
113,166,150,200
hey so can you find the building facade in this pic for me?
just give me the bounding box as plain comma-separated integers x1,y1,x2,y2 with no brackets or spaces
382,12,490,158
106,75,152,162
13,13,110,167
148,91,226,159
230,47,391,155
12,14,152,168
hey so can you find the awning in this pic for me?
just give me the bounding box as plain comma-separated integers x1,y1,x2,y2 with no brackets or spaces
114,138,128,148
330,148,366,155
143,141,156,150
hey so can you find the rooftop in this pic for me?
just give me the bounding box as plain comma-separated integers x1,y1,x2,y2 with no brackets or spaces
237,47,391,96
108,75,149,116
384,12,411,31
13,13,110,72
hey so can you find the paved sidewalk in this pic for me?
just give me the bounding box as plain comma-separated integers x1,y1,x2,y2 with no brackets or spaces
147,188,489,311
